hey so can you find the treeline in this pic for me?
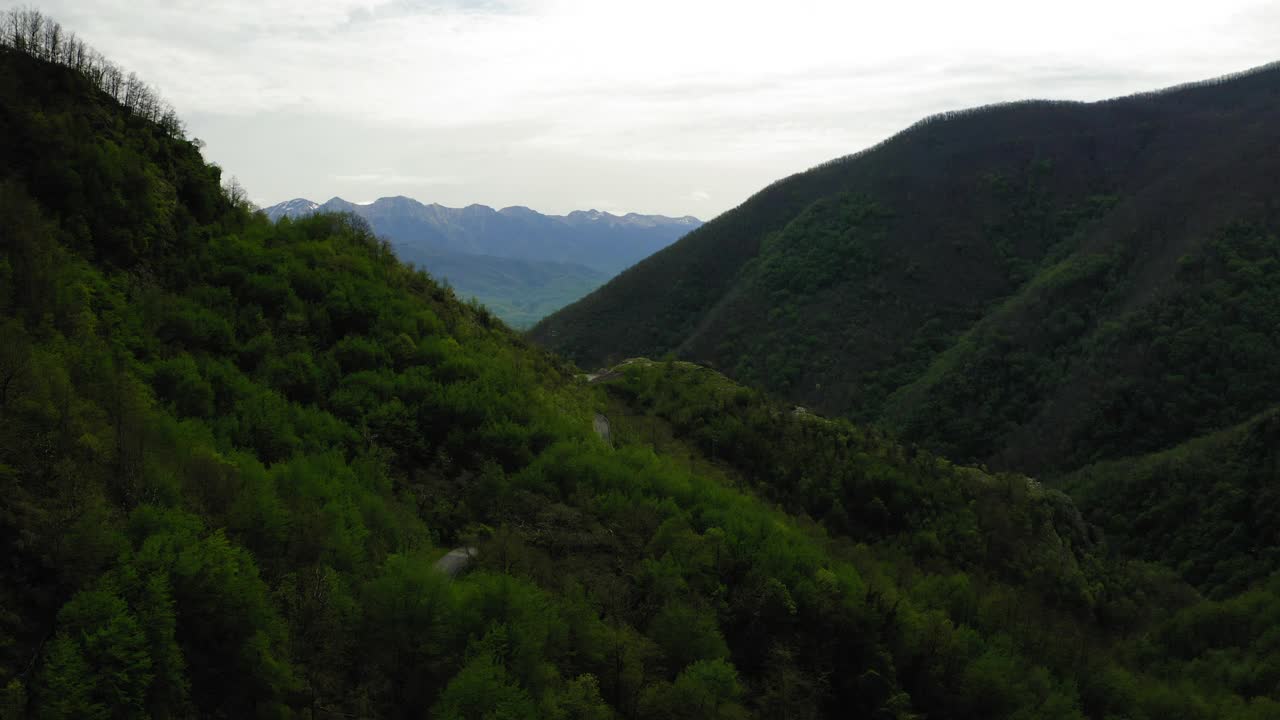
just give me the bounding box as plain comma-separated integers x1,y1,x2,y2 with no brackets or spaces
1108,59,1280,104
805,99,1080,176
811,60,1280,176
0,7,185,137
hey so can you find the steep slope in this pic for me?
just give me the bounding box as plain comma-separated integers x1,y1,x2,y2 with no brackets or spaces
6,14,1280,719
531,62,1280,474
1062,407,1280,599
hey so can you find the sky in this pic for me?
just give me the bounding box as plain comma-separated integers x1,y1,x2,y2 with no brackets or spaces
35,0,1280,219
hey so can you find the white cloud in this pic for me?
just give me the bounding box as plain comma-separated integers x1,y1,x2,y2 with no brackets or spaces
38,0,1280,217
331,172,466,185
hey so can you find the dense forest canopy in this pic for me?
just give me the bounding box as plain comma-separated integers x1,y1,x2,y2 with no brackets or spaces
2,8,1280,720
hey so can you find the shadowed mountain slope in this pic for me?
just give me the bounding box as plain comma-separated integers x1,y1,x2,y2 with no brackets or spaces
532,62,1280,474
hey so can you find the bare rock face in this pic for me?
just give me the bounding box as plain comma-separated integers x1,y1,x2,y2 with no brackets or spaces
593,413,611,445
434,547,478,577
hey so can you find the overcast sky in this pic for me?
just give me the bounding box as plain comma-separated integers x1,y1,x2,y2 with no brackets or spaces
36,0,1280,218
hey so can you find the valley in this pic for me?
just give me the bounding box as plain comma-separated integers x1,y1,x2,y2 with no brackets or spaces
262,195,701,328
1,6,1279,720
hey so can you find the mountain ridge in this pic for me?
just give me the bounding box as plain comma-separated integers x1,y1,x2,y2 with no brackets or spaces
531,59,1280,475
262,194,701,326
264,195,700,233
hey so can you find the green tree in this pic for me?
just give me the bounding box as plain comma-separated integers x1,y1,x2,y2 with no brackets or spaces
38,589,152,720
431,654,539,720
647,602,729,674
548,674,612,720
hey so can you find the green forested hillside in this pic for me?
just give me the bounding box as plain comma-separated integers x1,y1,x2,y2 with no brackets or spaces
3,10,1280,720
530,62,1280,477
1062,408,1280,599
589,359,1280,720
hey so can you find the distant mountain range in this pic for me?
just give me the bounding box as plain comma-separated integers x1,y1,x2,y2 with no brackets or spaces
261,196,700,327
278,196,700,273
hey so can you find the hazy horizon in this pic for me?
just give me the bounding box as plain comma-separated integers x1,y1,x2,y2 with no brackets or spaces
36,0,1280,218
264,195,704,220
